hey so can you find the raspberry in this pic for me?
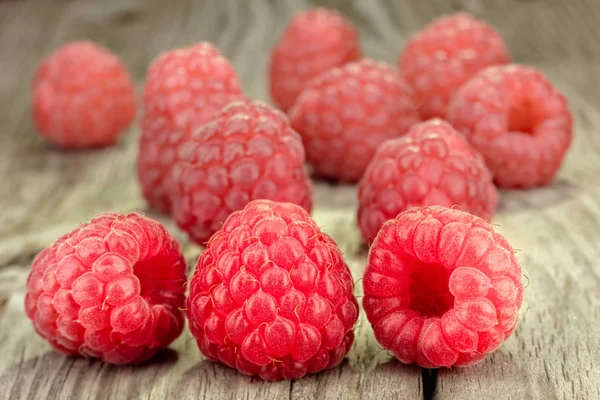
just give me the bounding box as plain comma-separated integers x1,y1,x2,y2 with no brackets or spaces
24,212,187,365
32,41,137,148
170,100,313,245
138,43,244,213
289,58,420,182
399,12,510,120
186,200,359,380
362,206,523,368
269,8,361,111
447,65,573,188
358,119,497,244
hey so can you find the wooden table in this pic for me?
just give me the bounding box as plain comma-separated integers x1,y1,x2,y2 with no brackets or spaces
1,0,599,399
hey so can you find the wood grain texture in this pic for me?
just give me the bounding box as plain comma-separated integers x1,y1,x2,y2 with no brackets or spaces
0,0,599,399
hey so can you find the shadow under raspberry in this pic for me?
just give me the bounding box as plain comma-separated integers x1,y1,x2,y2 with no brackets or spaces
0,348,179,398
174,360,290,398
176,357,422,398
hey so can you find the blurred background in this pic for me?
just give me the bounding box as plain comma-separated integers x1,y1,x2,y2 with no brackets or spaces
1,0,599,247
2,0,600,288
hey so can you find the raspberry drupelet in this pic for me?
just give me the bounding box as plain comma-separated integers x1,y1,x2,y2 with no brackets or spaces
169,100,313,246
399,12,510,120
358,119,497,244
363,206,523,368
138,42,244,213
24,213,187,365
32,41,137,148
269,8,361,111
186,200,359,381
289,58,420,182
447,64,573,188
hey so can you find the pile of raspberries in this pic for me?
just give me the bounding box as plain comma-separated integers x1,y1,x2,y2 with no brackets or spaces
27,8,572,380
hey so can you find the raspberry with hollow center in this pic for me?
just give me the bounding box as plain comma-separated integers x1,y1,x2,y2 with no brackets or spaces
289,58,420,182
24,212,187,364
358,119,497,244
447,64,573,188
399,12,510,120
169,100,313,245
32,41,137,148
138,42,244,213
363,206,523,368
186,200,359,380
269,8,361,111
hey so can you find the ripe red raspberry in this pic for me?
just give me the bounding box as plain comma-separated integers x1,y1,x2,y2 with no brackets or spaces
447,65,573,188
399,12,510,120
24,213,187,365
358,119,497,244
138,43,244,213
170,100,313,245
269,8,361,111
363,206,523,368
186,200,359,380
289,58,420,182
32,41,137,148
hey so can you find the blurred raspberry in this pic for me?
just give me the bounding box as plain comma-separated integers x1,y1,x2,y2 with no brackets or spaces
170,100,313,245
269,8,361,111
358,119,496,243
289,58,420,182
32,41,137,148
363,206,523,368
138,43,244,213
447,64,573,188
24,212,187,364
399,12,509,119
187,200,359,380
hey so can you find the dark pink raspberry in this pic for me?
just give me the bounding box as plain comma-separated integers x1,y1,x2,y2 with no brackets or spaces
363,206,523,368
269,8,361,111
32,41,137,148
399,12,510,120
170,100,313,245
138,43,244,213
186,200,359,380
447,64,573,188
24,213,187,365
358,119,497,243
289,58,420,182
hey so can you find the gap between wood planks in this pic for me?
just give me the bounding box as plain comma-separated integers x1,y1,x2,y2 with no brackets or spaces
422,368,438,400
